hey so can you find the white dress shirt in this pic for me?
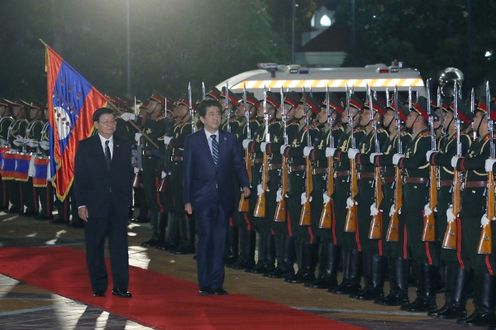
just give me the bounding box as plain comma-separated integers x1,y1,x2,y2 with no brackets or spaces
98,133,113,159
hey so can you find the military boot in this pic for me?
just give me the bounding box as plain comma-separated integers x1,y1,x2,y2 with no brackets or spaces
463,273,495,327
435,266,467,319
312,240,330,288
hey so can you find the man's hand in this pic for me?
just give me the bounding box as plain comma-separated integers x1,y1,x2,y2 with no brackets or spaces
184,203,193,215
78,206,89,222
242,186,251,198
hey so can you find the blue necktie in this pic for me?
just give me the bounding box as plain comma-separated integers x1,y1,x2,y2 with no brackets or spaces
211,135,219,165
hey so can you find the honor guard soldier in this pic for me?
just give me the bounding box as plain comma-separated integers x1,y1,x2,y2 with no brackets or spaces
427,97,472,319
452,88,495,326
36,105,54,220
163,98,193,253
349,93,389,301
393,96,438,313
252,91,280,275
281,94,321,285
372,94,412,306
331,93,366,296
309,93,345,290
232,92,259,271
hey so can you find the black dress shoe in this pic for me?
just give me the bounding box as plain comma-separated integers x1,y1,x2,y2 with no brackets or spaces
199,288,213,296
112,288,132,298
212,288,228,295
93,291,105,297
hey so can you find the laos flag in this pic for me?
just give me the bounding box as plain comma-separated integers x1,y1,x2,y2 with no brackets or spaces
45,45,107,200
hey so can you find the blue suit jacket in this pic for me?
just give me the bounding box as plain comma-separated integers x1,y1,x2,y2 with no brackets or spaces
182,129,249,214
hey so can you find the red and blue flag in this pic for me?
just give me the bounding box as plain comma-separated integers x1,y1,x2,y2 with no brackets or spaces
45,45,107,200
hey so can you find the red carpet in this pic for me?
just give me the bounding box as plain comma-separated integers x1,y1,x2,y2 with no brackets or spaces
0,246,361,329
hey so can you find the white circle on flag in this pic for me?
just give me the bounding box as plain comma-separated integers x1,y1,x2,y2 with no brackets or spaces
54,106,72,140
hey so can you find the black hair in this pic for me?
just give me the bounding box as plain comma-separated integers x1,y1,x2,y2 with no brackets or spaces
92,107,114,122
198,99,222,117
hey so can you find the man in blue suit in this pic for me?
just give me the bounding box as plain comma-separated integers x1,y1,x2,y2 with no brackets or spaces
75,107,133,298
183,99,250,296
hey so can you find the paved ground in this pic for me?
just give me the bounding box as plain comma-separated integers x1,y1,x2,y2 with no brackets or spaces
0,211,474,329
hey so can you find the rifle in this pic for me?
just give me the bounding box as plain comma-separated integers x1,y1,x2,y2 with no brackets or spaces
224,82,231,133
386,86,402,242
344,85,358,232
239,84,252,212
478,81,494,254
319,85,334,229
300,87,313,226
188,82,196,133
275,87,288,222
422,79,437,242
201,81,206,101
158,97,171,193
442,82,462,249
253,86,269,218
368,85,383,239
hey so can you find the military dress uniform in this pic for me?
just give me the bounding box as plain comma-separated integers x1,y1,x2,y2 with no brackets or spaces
8,115,28,214
0,112,14,209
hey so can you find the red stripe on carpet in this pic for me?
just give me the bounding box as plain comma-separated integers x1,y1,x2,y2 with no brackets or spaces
0,246,361,330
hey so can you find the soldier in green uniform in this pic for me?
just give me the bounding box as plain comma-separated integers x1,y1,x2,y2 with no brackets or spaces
0,99,14,210
8,101,28,214
452,96,495,326
252,91,280,275
36,106,54,220
138,94,168,247
349,96,389,300
163,98,193,253
331,95,366,295
232,92,259,271
427,100,472,319
282,95,321,285
372,97,412,306
308,94,345,289
393,97,437,313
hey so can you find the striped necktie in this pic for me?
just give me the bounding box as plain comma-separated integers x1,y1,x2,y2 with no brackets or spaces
105,140,111,169
211,135,219,165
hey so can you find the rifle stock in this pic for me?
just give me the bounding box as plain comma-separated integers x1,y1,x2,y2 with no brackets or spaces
422,166,437,242
443,170,461,250
253,151,269,218
344,158,358,232
299,157,313,226
369,166,383,239
478,171,494,254
239,147,252,212
386,166,402,241
319,155,334,229
274,154,288,222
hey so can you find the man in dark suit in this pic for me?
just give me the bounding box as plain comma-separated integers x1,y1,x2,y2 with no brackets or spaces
75,107,133,298
183,99,250,296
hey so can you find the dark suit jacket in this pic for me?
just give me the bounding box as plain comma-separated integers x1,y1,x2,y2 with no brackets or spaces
183,129,249,214
74,134,133,218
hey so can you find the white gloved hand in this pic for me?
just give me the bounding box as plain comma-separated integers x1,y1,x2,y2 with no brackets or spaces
242,139,252,150
348,148,359,160
120,112,136,121
27,139,39,148
370,202,379,216
257,183,264,196
276,188,283,202
134,133,142,143
280,145,289,155
134,167,140,174
369,152,382,164
325,147,336,158
481,213,490,227
424,203,432,216
392,153,404,165
161,171,167,179
163,136,172,145
446,205,456,223
426,150,437,163
13,137,24,147
0,138,7,146
40,140,49,150
389,204,396,217
303,146,314,158
485,158,496,173
300,192,311,205
451,156,460,168
346,197,356,209
323,192,330,204
260,142,269,153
